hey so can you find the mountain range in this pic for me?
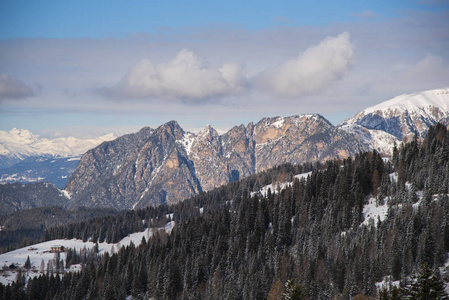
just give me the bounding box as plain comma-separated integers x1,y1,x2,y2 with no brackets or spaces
65,87,449,210
1,87,448,212
0,129,116,188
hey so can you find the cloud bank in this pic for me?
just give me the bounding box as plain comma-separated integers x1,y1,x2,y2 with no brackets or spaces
103,33,354,102
256,32,354,98
0,74,35,101
104,49,246,102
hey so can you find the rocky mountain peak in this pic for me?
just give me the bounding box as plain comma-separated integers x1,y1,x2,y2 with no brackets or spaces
155,120,184,140
197,124,219,142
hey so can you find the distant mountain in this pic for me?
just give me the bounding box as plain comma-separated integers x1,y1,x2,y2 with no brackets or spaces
0,128,116,169
0,128,117,188
0,156,80,189
66,115,369,210
340,87,449,141
0,182,69,216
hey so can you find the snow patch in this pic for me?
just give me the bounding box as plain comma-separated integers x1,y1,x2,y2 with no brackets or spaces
361,197,388,227
178,132,196,156
66,157,80,162
251,171,312,197
272,117,285,128
60,189,72,199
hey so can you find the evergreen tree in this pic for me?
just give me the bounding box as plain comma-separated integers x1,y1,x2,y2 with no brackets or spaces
401,263,449,299
24,256,31,269
282,279,308,300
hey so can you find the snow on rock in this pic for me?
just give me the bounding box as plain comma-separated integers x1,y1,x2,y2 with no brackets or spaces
271,117,285,128
178,132,196,156
340,124,399,156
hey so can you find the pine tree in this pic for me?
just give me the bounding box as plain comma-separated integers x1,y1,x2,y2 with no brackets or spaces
281,279,308,300
401,263,449,299
24,256,31,269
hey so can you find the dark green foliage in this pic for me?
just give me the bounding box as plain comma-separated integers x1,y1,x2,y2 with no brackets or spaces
24,256,31,269
401,263,449,299
282,279,308,300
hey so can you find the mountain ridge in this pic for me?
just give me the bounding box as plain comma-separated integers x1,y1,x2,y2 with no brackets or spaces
2,87,449,212
65,113,370,209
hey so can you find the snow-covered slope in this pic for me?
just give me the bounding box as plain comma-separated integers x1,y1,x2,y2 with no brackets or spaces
0,128,116,169
0,221,175,286
340,124,399,156
340,88,449,140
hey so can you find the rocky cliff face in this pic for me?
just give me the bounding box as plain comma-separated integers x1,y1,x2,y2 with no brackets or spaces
252,115,366,171
66,122,201,210
66,114,371,209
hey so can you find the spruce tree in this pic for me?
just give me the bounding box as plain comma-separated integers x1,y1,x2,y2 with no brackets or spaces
401,263,449,299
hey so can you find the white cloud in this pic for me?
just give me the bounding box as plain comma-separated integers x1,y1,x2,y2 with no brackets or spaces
255,32,355,98
403,54,449,81
0,74,35,101
105,49,246,102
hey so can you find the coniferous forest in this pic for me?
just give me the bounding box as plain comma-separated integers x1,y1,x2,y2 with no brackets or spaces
1,124,449,299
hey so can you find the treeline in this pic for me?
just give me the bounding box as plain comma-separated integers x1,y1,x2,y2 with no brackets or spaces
43,163,313,244
2,124,449,299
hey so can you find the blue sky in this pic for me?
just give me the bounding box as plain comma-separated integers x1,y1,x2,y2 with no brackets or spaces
0,0,448,137
0,1,425,39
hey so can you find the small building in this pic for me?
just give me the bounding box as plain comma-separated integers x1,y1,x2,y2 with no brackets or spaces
50,245,65,253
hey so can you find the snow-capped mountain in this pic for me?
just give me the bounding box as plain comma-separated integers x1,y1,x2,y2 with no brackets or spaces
0,128,116,169
340,88,449,140
0,129,117,187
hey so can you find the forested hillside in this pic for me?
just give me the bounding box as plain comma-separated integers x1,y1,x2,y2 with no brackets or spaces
1,124,449,299
0,207,119,254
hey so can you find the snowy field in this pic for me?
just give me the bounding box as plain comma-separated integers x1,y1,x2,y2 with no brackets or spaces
0,221,174,286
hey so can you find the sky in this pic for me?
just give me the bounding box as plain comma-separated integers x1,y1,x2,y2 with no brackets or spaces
0,0,448,138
